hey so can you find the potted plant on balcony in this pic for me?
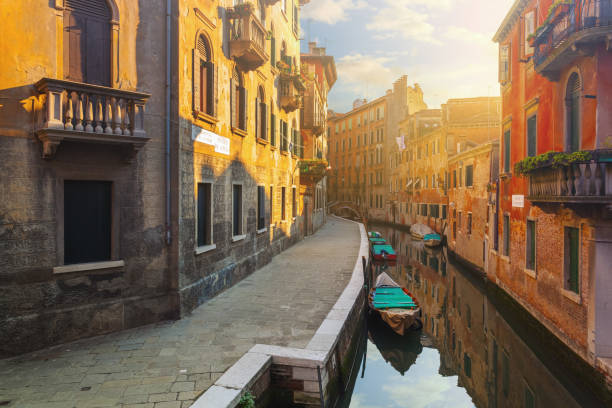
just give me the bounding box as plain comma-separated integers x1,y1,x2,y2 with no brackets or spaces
229,2,254,18
547,0,572,22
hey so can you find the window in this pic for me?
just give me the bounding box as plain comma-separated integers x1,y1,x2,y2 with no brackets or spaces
197,182,213,247
464,353,472,378
504,129,511,173
270,112,277,146
467,213,472,235
503,215,510,257
527,114,537,157
269,186,274,224
524,11,535,56
526,220,536,271
231,68,247,131
281,186,286,220
255,87,267,140
564,227,580,293
64,180,112,264
524,384,536,408
442,205,447,220
499,44,510,84
281,120,288,151
292,187,297,218
453,170,457,188
194,35,216,117
502,351,510,397
566,73,581,153
421,203,427,216
465,165,473,187
63,0,111,86
232,184,243,236
257,186,266,230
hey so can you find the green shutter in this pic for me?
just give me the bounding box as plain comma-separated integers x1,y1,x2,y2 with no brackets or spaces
271,113,276,146
504,129,511,173
568,227,579,293
271,37,276,67
527,115,537,157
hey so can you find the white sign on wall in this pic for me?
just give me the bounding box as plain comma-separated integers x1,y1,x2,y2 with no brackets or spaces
192,125,230,155
512,194,524,208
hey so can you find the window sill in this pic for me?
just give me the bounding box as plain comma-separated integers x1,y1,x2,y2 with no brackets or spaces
232,127,248,138
53,260,125,275
194,111,218,126
561,288,581,304
195,244,216,255
500,255,510,263
256,137,269,146
500,172,512,180
232,234,247,242
280,150,289,156
524,268,537,279
270,145,278,150
257,227,267,234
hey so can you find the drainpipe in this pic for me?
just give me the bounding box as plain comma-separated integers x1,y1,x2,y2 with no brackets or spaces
165,0,172,246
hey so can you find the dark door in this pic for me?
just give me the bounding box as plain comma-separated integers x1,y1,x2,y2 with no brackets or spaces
64,180,112,264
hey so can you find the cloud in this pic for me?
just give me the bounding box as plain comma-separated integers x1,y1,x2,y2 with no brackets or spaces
336,53,402,92
365,2,438,43
301,0,368,24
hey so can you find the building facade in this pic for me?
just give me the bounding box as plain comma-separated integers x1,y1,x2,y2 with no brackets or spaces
0,0,322,355
492,0,612,371
299,42,337,235
328,76,426,221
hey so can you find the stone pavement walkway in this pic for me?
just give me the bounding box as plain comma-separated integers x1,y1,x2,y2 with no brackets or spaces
0,217,360,408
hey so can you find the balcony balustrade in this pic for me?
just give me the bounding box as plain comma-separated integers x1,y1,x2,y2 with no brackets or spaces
35,78,150,160
228,4,268,71
527,151,612,203
279,73,305,113
534,0,612,80
299,159,328,185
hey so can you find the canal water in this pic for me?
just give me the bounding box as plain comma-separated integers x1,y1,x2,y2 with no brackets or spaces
335,223,609,408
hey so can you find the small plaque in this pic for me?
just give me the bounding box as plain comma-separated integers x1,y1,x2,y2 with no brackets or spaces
512,194,524,208
192,125,230,155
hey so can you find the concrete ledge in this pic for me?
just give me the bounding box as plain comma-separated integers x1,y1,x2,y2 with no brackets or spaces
192,216,369,407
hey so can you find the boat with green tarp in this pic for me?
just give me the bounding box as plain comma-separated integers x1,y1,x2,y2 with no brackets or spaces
368,272,422,336
370,244,397,262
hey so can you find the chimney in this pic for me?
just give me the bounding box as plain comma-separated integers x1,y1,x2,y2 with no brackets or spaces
309,42,316,54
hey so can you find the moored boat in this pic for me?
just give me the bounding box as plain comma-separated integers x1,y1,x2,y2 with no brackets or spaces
410,223,434,240
369,236,386,245
368,231,383,238
368,273,422,336
423,233,441,247
370,244,397,262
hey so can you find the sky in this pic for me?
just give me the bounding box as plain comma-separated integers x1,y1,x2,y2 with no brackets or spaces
300,0,516,113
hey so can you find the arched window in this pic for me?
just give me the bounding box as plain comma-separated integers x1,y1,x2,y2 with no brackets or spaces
193,34,216,117
255,86,267,140
231,68,246,131
63,0,111,86
566,73,581,152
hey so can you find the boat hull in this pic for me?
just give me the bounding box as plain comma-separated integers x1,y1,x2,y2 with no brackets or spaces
368,287,421,336
424,239,441,247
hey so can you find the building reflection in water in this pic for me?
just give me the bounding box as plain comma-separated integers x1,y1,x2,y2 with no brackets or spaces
345,225,596,408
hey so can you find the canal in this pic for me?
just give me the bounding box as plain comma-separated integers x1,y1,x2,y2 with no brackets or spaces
334,223,610,408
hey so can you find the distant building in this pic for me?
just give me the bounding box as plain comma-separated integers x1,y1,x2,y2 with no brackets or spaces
493,0,612,373
327,76,426,220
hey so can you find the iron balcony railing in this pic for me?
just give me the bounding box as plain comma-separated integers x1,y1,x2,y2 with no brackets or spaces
534,0,612,67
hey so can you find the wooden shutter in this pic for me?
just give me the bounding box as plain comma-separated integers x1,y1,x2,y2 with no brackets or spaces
207,62,217,117
504,129,511,172
85,17,110,85
255,97,260,138
568,227,579,293
527,115,537,157
239,87,248,131
262,103,268,141
271,113,276,146
193,49,201,113
230,78,235,128
271,37,276,67
64,11,86,83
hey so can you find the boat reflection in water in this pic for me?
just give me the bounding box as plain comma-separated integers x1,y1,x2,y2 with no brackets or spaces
338,224,603,408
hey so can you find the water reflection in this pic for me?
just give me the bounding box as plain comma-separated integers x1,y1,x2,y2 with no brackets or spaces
341,224,601,408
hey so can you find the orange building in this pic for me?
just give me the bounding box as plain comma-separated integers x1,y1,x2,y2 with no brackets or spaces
492,0,612,373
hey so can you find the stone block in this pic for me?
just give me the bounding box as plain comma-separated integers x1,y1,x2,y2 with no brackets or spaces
190,385,241,408
249,344,326,368
214,352,271,390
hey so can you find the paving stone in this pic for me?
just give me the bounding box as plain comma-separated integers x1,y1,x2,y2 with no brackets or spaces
148,392,177,402
153,402,182,408
0,218,360,408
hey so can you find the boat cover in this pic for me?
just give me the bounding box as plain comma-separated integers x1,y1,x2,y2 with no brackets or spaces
368,231,383,238
372,273,420,335
369,237,386,244
411,223,434,238
375,272,400,288
372,244,396,255
424,233,441,241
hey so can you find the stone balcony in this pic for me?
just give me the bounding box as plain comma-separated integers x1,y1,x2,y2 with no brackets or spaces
35,78,150,160
228,5,269,71
527,151,612,204
534,0,612,80
298,159,328,185
279,73,306,113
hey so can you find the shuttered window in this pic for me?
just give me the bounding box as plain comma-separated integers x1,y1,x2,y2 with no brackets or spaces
503,215,510,257
197,183,212,247
504,129,511,173
526,220,536,271
292,187,297,218
467,213,472,235
566,73,581,152
270,113,276,146
63,0,111,86
565,227,580,293
231,69,247,131
255,87,267,140
499,44,510,84
193,35,216,117
527,114,537,157
281,187,286,220
64,180,111,264
465,165,474,187
232,185,242,236
269,186,274,223
257,186,266,230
